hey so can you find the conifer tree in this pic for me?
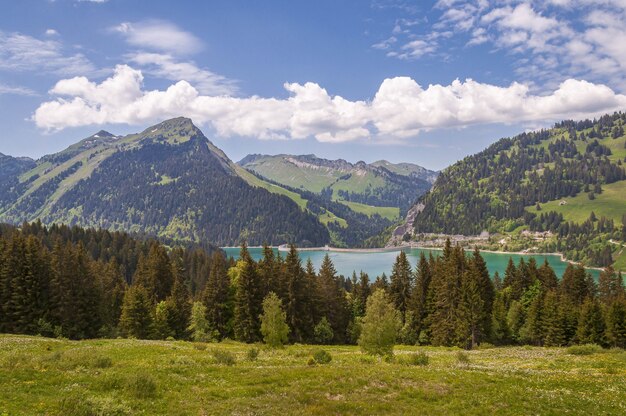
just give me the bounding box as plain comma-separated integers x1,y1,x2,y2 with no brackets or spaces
389,251,413,322
541,290,565,346
427,244,463,346
456,264,486,349
304,258,322,326
234,242,262,343
317,254,350,343
598,266,624,305
133,242,173,302
284,244,313,342
258,244,280,300
119,285,153,339
491,289,511,344
576,298,606,345
202,252,232,339
605,298,626,348
538,259,558,291
167,250,191,339
97,259,126,335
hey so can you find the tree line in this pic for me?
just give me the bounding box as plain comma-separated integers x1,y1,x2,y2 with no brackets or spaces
1,223,624,349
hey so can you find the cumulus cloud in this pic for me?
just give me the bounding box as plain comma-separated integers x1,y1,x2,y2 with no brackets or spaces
33,65,626,141
112,20,202,55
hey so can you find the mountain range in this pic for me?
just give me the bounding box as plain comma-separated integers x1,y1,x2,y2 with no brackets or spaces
0,118,329,246
0,118,435,247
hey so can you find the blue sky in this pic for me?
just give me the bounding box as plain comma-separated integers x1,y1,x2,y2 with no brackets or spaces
2,0,626,170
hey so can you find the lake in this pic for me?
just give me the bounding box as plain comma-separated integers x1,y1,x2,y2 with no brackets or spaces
222,247,601,280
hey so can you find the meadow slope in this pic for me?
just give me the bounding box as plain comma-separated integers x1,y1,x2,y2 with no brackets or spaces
1,335,624,415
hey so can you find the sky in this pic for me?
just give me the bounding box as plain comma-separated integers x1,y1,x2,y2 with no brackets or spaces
2,1,626,170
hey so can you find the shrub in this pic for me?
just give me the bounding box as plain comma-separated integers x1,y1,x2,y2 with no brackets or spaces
314,317,334,344
456,351,470,366
246,347,259,361
566,344,603,355
212,349,236,366
93,356,113,369
311,349,332,364
126,374,157,399
400,352,429,366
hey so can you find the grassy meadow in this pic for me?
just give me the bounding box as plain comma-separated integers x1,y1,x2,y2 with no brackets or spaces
1,335,625,415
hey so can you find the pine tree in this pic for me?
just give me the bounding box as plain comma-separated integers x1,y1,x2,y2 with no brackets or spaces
538,259,558,291
132,243,173,302
576,298,606,345
258,244,280,300
234,242,262,343
598,266,624,305
389,251,413,322
541,290,565,346
520,291,544,345
605,298,626,348
97,259,126,336
202,252,232,339
491,290,511,344
317,254,350,343
260,292,289,348
167,250,191,339
456,264,486,349
119,285,153,339
284,244,313,342
428,246,463,346
304,258,322,326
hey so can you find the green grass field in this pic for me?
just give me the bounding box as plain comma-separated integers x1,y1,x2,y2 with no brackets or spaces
1,335,624,415
527,180,626,226
336,199,400,221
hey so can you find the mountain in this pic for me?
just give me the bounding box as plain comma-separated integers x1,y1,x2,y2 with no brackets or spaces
238,154,436,215
0,118,329,247
404,111,626,269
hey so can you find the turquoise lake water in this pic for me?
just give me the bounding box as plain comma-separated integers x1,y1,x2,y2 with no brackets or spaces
222,247,601,280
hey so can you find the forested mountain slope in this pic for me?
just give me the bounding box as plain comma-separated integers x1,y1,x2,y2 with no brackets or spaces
0,118,329,246
410,112,626,268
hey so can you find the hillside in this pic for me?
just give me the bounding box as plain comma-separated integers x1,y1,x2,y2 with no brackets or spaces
407,111,626,268
2,335,624,416
0,118,329,246
238,154,435,215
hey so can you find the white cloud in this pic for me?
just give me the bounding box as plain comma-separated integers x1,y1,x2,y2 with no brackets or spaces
45,29,59,37
33,65,626,142
0,31,96,76
112,20,202,55
0,83,36,96
375,0,626,90
126,52,237,96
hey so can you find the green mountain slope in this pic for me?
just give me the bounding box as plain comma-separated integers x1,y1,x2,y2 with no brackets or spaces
0,118,329,246
407,111,626,268
238,154,436,215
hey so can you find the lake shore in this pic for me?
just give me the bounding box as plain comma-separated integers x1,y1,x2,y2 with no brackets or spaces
224,244,609,272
